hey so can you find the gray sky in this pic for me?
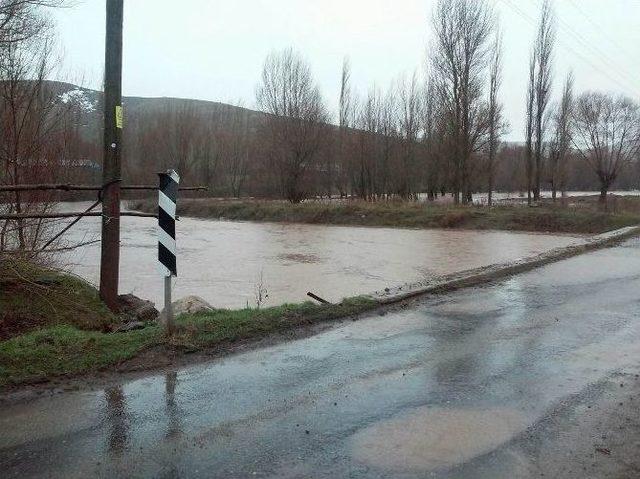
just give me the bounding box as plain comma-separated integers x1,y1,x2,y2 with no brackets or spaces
52,0,640,141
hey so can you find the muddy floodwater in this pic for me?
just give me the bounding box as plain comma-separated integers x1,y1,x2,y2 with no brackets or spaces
54,202,584,308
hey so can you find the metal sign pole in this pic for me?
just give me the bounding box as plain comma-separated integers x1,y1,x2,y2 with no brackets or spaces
158,169,180,334
164,275,173,333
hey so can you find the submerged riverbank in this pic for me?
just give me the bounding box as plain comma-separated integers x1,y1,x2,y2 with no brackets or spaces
2,223,639,392
130,197,640,234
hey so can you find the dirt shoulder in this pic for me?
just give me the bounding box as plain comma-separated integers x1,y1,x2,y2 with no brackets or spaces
515,367,640,478
130,197,640,234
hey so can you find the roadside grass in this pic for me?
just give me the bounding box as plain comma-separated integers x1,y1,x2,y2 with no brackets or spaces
129,198,640,234
0,325,161,387
0,286,377,388
0,256,118,339
171,297,375,350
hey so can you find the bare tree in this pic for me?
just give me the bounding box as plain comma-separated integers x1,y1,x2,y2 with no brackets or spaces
525,50,536,206
130,102,203,185
218,105,251,197
572,92,640,205
531,0,555,201
548,72,574,202
354,86,381,200
0,28,72,253
421,74,448,200
378,87,397,199
194,113,220,193
162,102,203,182
486,28,505,206
256,48,328,203
334,56,352,198
339,58,351,134
431,0,496,204
0,0,67,45
397,72,423,199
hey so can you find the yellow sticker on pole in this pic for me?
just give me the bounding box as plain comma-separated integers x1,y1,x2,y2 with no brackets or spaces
115,105,123,129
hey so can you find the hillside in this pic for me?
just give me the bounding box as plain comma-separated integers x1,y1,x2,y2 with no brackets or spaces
48,80,265,144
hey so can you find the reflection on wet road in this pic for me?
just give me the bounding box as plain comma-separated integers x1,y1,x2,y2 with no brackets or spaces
105,386,128,455
54,202,583,308
2,240,640,478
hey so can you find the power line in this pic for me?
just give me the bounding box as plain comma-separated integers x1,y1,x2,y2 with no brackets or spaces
519,0,639,95
530,0,639,94
567,0,638,65
499,0,640,98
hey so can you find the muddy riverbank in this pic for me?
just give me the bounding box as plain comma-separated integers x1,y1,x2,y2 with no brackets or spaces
131,197,640,233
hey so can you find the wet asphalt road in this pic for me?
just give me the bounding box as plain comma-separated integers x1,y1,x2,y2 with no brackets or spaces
2,240,640,478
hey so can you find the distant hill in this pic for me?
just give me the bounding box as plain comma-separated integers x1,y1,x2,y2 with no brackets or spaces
47,80,265,143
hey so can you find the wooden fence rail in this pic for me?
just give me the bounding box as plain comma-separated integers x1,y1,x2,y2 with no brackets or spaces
0,183,207,193
0,211,157,220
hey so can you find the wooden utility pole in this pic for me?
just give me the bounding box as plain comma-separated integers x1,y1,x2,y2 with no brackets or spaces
99,0,124,311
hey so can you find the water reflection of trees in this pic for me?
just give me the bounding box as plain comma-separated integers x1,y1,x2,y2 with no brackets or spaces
104,386,129,455
103,372,183,459
165,371,183,438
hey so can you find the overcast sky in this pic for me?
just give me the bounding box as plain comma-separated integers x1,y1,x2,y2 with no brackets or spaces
52,0,640,141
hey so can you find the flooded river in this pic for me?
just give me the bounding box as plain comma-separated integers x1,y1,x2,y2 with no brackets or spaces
55,203,583,308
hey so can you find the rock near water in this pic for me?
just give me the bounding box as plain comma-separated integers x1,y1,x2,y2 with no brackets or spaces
117,294,159,322
160,295,214,320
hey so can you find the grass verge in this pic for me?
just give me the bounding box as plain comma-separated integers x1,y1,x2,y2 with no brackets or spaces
0,325,160,387
130,198,640,234
0,256,117,339
0,292,377,389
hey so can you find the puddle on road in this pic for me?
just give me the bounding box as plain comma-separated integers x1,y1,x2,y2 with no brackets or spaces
350,406,529,472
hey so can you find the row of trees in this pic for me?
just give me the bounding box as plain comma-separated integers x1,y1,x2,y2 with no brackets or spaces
252,0,640,204
524,0,640,204
1,0,639,218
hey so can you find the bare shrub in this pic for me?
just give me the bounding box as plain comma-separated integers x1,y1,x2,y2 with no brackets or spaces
0,4,76,254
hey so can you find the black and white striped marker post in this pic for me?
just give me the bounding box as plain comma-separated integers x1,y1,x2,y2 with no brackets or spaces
158,169,179,333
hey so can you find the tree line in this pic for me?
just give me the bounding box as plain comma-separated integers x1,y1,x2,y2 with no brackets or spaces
250,0,640,204
123,0,640,204
2,0,640,231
